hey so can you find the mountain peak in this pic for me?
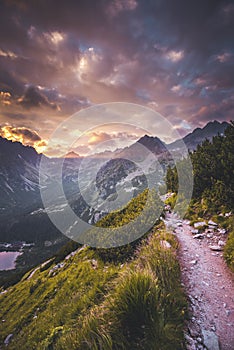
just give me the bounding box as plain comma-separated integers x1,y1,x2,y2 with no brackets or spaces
137,134,167,154
138,134,162,142
62,151,81,158
169,120,229,152
0,135,39,163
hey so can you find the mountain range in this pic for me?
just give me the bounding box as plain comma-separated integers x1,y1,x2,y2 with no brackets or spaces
0,120,229,245
169,120,229,151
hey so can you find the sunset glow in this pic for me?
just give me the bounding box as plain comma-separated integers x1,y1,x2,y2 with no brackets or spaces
0,125,47,153
0,0,233,155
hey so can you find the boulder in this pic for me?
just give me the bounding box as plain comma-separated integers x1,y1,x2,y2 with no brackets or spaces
185,334,197,350
202,329,219,350
209,245,223,251
193,234,205,239
189,260,197,265
160,240,171,249
191,229,199,234
218,228,227,234
208,220,217,226
194,222,206,228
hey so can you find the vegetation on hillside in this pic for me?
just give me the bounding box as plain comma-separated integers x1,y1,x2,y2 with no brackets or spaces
78,188,163,249
0,238,68,289
0,190,186,349
56,231,186,350
166,122,233,210
165,121,234,270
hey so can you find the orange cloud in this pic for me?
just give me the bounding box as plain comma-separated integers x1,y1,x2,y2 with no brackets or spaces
88,132,111,145
0,91,11,106
0,125,47,153
0,49,18,59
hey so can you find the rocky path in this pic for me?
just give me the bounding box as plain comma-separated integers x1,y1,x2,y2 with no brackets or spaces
164,212,234,350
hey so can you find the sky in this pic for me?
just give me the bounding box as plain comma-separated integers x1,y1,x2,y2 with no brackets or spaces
0,0,233,156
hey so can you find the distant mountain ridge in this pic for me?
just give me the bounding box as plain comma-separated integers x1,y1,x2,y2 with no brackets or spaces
62,151,81,158
0,136,41,213
169,120,229,151
0,120,230,243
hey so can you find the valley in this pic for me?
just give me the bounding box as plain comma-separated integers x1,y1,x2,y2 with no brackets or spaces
0,120,233,349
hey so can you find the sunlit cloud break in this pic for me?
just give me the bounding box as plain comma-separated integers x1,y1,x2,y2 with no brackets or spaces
0,125,47,153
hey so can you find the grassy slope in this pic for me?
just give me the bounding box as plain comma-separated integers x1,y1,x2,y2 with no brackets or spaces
0,247,120,349
0,191,186,349
56,231,186,350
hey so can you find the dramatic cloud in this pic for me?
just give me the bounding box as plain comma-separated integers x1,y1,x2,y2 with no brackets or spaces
0,49,18,60
0,125,47,153
0,91,11,105
17,86,59,110
0,0,233,154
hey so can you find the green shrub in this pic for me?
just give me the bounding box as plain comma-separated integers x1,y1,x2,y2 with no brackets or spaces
224,217,234,272
165,193,176,209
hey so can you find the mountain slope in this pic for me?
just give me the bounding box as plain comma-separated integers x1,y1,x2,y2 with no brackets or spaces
117,134,170,161
0,137,62,243
0,137,41,217
137,134,167,153
169,120,229,151
0,191,186,350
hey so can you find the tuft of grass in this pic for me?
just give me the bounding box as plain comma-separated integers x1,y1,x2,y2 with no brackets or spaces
165,193,177,209
56,231,186,350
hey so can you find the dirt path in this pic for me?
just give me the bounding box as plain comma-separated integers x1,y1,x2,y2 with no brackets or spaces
164,212,234,350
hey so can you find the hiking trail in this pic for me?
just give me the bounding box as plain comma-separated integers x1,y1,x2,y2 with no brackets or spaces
164,211,234,350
